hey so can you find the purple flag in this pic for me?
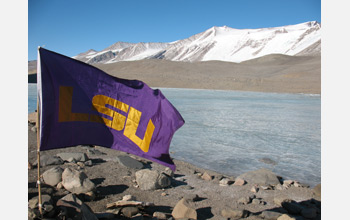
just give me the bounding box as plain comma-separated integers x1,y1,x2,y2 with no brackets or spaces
37,47,184,170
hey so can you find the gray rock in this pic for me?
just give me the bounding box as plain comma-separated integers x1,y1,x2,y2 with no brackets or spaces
221,209,249,219
34,155,64,167
42,166,63,186
56,193,98,220
261,211,282,220
135,169,171,190
61,168,95,194
116,155,144,169
236,168,280,185
56,152,88,162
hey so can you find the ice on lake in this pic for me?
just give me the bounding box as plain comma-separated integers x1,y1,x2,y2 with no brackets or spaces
28,84,320,187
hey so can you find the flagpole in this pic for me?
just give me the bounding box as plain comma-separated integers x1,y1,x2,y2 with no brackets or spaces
36,47,43,217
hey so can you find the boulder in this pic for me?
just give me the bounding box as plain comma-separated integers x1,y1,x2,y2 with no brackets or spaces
236,168,280,185
42,166,63,186
56,193,98,220
135,169,171,190
171,198,197,220
33,155,64,167
56,152,88,162
116,155,144,169
61,168,95,194
221,209,249,219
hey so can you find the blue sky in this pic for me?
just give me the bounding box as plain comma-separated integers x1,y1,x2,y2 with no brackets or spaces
28,0,321,60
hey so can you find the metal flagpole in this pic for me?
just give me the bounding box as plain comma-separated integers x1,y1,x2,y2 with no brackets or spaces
36,47,43,217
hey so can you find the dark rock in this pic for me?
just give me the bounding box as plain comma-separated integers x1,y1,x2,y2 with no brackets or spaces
116,155,144,169
281,200,302,215
56,193,98,220
28,194,54,216
301,207,317,219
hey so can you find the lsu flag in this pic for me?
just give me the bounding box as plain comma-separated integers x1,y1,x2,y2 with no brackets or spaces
37,47,184,170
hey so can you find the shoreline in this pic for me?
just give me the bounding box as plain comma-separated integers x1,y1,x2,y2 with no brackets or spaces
28,119,321,219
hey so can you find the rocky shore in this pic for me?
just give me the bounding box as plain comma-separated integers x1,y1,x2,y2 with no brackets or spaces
28,114,321,220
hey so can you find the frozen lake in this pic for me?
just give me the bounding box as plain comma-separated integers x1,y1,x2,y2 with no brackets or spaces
28,84,320,186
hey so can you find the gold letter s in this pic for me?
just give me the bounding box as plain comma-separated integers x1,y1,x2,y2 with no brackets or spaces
91,95,129,131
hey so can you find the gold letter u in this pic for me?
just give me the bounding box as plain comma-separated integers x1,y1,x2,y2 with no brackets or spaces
123,107,155,152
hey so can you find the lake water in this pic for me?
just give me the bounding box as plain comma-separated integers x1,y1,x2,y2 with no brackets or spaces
28,84,321,187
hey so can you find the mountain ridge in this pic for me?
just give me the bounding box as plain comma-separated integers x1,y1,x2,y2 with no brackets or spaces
73,21,320,64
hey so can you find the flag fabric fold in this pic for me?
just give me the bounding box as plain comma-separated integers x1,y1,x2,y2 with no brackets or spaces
37,47,184,170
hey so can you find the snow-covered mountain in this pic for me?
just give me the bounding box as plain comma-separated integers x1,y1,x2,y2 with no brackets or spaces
74,21,321,64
